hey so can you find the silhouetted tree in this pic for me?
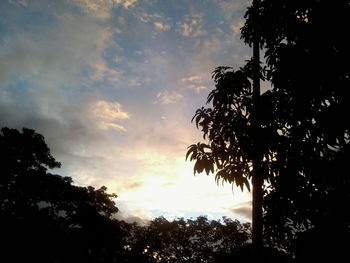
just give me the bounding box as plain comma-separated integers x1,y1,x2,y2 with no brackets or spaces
126,216,251,263
186,56,273,256
242,0,350,253
0,127,128,262
187,0,350,257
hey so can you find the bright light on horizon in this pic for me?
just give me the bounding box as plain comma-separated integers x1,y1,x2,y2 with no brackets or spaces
112,154,252,222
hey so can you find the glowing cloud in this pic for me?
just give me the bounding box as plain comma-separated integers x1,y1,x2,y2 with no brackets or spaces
92,100,130,131
154,21,171,31
116,153,252,221
93,100,130,120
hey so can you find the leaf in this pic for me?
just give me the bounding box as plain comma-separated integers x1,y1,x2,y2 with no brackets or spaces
186,144,197,161
243,177,251,192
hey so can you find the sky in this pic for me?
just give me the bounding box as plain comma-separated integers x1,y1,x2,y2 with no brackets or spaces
0,0,253,224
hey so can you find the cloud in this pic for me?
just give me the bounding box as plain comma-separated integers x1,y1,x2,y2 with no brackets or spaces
230,20,245,36
82,26,123,83
67,0,139,19
138,12,170,24
181,75,207,93
115,211,150,225
179,14,207,38
115,152,252,222
181,75,203,83
99,122,127,131
137,11,172,32
9,0,28,7
154,21,171,31
92,100,130,131
154,91,183,104
231,201,252,221
188,85,207,94
217,0,249,22
93,100,130,120
0,12,122,91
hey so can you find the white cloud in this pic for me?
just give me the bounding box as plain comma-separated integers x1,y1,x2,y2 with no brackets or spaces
93,100,130,120
154,91,183,104
188,85,207,94
138,12,169,23
154,21,171,31
83,26,123,83
137,12,172,32
181,75,203,83
179,14,207,38
92,100,130,131
99,122,127,131
67,0,139,20
181,75,207,93
230,20,245,36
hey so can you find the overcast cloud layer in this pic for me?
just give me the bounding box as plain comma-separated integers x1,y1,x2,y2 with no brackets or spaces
1,0,252,223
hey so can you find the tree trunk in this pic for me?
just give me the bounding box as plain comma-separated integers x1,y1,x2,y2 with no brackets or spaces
252,166,263,255
251,0,263,256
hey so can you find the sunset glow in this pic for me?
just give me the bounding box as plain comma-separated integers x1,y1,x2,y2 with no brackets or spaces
0,0,252,223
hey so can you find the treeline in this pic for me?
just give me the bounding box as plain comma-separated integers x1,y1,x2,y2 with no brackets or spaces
1,121,347,262
0,127,287,263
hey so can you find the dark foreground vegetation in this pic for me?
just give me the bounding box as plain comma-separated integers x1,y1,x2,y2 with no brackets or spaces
2,125,348,262
187,0,350,260
0,127,290,263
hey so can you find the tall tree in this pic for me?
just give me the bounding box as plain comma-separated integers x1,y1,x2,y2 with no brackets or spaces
250,0,263,254
186,62,271,254
242,0,350,252
186,0,267,254
187,0,350,256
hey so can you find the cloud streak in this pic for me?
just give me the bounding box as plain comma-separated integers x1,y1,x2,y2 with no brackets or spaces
181,75,208,93
154,91,184,105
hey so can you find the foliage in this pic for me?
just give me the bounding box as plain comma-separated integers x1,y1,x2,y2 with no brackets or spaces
0,127,127,263
187,0,350,255
126,216,251,263
242,0,350,251
186,62,266,191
